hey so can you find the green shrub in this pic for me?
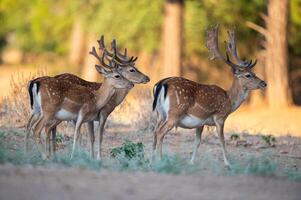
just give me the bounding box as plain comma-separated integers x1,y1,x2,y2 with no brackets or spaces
261,135,276,146
111,140,144,160
230,133,240,141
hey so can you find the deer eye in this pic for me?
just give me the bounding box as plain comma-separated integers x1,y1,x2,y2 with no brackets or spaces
129,68,136,73
114,75,121,79
245,74,251,78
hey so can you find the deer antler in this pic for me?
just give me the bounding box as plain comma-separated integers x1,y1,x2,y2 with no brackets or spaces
89,46,115,70
225,29,257,69
110,39,138,64
96,36,135,65
205,24,223,61
205,24,257,71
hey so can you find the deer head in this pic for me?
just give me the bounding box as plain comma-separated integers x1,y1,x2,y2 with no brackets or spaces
96,36,150,84
89,42,134,90
205,25,266,90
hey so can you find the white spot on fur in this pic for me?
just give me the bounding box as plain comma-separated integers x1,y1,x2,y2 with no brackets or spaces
175,91,180,104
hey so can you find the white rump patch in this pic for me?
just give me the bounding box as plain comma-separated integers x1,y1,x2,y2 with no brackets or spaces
32,83,42,114
156,86,170,121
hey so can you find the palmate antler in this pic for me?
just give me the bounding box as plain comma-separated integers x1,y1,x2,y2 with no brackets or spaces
205,24,257,71
225,29,257,69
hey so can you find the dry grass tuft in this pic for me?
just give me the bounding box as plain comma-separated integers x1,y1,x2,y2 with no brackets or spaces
107,88,156,132
0,69,47,127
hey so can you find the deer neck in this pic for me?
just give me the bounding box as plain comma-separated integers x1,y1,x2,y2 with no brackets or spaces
94,80,116,110
227,77,249,112
113,88,131,104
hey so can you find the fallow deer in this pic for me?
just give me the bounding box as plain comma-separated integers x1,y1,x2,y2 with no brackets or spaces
27,41,134,159
152,25,266,167
26,36,149,159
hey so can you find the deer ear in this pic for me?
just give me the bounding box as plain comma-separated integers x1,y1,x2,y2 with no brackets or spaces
95,65,110,77
231,67,240,76
117,65,123,72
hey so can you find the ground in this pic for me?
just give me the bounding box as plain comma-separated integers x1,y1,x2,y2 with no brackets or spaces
1,165,300,200
0,125,300,200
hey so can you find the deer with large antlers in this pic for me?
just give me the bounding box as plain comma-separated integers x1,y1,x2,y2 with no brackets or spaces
152,25,266,167
26,39,135,159
26,36,149,159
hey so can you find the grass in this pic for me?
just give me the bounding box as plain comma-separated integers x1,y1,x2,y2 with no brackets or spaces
0,129,300,181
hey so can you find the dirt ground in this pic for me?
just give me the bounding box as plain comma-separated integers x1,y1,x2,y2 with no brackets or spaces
0,165,301,200
0,125,301,200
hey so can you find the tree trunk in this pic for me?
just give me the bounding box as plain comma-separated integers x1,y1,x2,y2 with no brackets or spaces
68,16,85,65
265,0,291,108
81,34,99,82
161,0,184,78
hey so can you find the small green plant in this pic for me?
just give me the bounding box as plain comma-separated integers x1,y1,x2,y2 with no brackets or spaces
111,140,144,160
230,133,240,141
55,134,64,143
261,135,276,146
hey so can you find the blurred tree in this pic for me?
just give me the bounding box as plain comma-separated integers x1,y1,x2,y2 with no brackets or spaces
68,15,85,65
161,0,184,77
0,0,72,54
81,33,99,81
265,0,290,108
289,0,301,56
248,0,292,108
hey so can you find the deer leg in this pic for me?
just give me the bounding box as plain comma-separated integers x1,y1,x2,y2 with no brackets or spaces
45,127,51,158
45,123,56,157
152,113,165,161
51,126,57,156
31,113,43,132
26,113,36,132
214,116,230,167
156,120,175,159
27,112,42,132
190,126,204,164
32,115,50,160
25,113,42,152
153,111,165,147
96,112,108,160
87,121,95,159
71,115,84,159
45,120,61,156
25,130,31,153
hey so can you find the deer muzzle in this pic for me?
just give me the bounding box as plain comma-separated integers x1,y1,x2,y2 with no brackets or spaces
259,81,267,89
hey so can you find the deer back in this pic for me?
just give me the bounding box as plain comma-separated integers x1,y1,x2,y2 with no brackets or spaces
54,73,102,91
154,77,232,120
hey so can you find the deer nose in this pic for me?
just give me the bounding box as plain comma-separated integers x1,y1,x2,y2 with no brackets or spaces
259,81,267,88
144,76,150,83
128,82,134,89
